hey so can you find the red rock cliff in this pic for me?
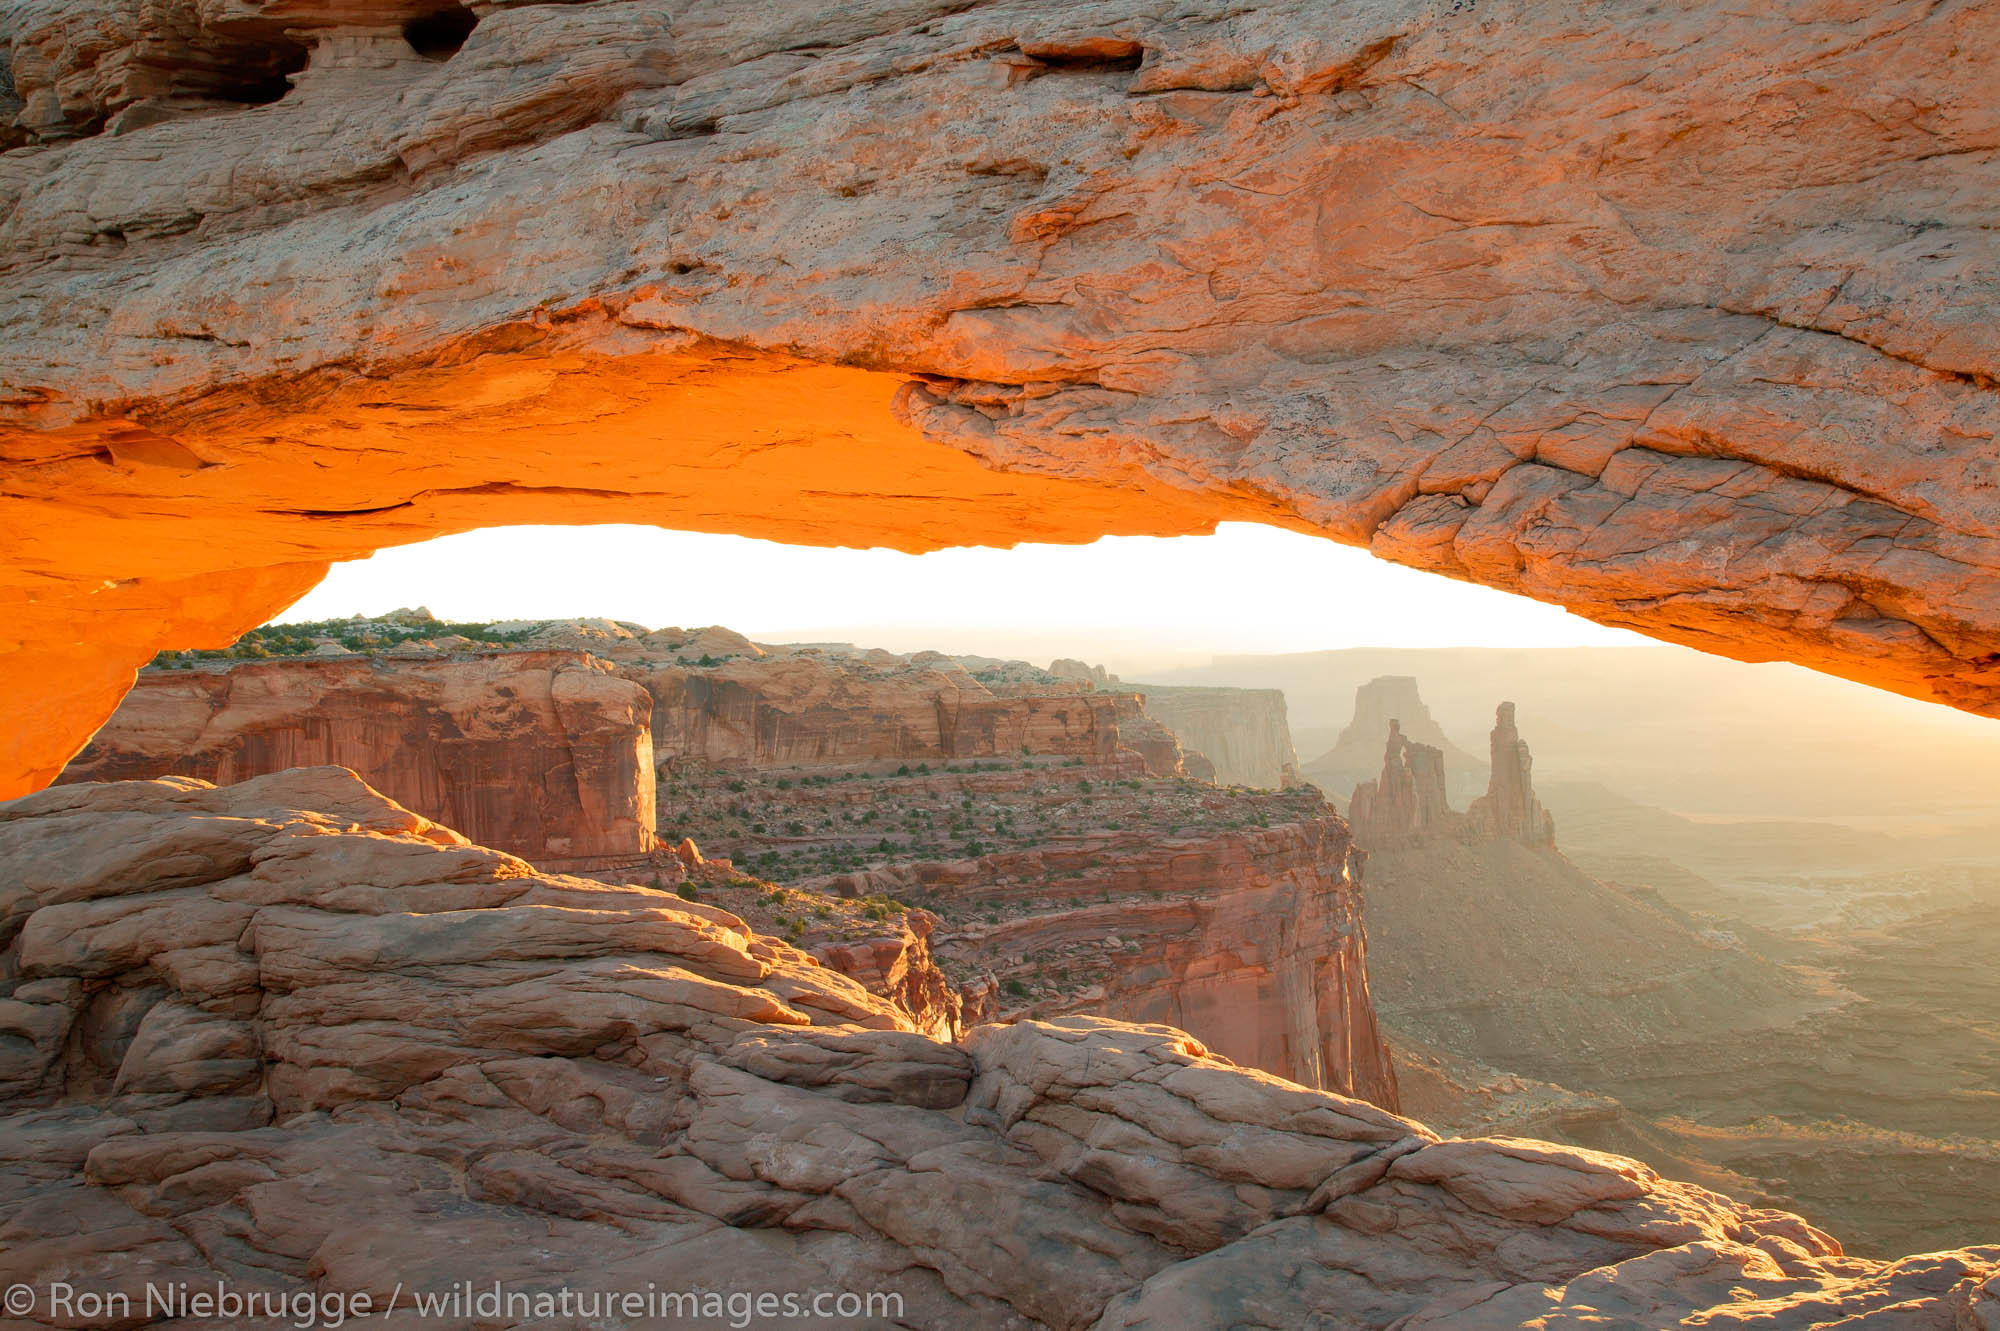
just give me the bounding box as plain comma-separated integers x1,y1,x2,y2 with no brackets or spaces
6,770,1985,1331
798,787,1398,1110
57,651,657,866
626,654,1181,772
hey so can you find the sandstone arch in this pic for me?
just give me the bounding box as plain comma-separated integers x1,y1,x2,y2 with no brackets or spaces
2,0,1996,798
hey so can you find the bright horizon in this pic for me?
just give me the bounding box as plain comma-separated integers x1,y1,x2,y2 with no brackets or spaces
275,522,1652,674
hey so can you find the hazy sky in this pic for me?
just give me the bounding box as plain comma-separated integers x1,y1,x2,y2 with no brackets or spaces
277,522,1649,671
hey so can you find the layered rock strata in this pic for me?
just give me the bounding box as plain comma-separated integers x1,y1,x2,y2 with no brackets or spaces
59,627,1208,867
631,653,1174,773
829,794,1392,1107
1124,683,1299,789
58,651,657,867
2,1,1998,799
61,627,1358,1093
657,755,1397,1105
3,770,1997,1331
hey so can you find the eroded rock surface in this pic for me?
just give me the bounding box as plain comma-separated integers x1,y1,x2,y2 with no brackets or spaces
57,629,1391,1097
59,627,1216,867
1465,700,1555,848
1349,696,1552,849
824,790,1397,1107
2,769,1995,1330
1123,683,1298,789
59,650,659,868
1,0,1997,796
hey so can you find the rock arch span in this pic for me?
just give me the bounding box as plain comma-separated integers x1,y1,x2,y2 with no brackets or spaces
1,0,1995,798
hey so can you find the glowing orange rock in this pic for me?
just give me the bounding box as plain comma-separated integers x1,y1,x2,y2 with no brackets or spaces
1,0,1996,800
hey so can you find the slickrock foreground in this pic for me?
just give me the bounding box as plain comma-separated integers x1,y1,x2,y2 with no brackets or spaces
2,0,1998,797
0,769,1994,1329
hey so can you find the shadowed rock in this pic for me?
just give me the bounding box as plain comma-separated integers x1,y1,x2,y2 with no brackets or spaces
0,768,1993,1328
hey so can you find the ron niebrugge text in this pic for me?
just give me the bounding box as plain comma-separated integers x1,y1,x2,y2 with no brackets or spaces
3,1280,905,1328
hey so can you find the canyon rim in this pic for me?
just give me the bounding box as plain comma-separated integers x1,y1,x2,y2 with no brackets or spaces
3,1,2000,1329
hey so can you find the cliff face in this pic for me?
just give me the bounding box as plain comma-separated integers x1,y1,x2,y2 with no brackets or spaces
627,654,1177,772
1,770,1992,1330
56,652,657,866
1127,684,1299,789
651,732,1399,1106
3,2,1998,800
817,804,1395,1107
55,630,1209,869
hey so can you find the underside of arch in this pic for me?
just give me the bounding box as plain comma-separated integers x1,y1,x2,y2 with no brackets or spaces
1,0,1996,798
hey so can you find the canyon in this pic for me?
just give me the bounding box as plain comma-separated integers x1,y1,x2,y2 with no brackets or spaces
1323,673,2000,1257
694,771,1394,1107
59,618,1397,1104
2,767,1995,1331
59,625,2000,1259
2,0,1998,799
4,0,2000,1322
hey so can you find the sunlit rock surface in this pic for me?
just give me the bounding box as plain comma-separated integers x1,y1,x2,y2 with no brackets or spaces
61,628,1395,1100
1,0,1997,796
828,792,1399,1106
58,650,659,867
56,629,1211,862
2,769,1995,1329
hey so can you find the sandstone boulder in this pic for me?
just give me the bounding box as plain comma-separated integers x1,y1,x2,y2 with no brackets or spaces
0,770,1994,1329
